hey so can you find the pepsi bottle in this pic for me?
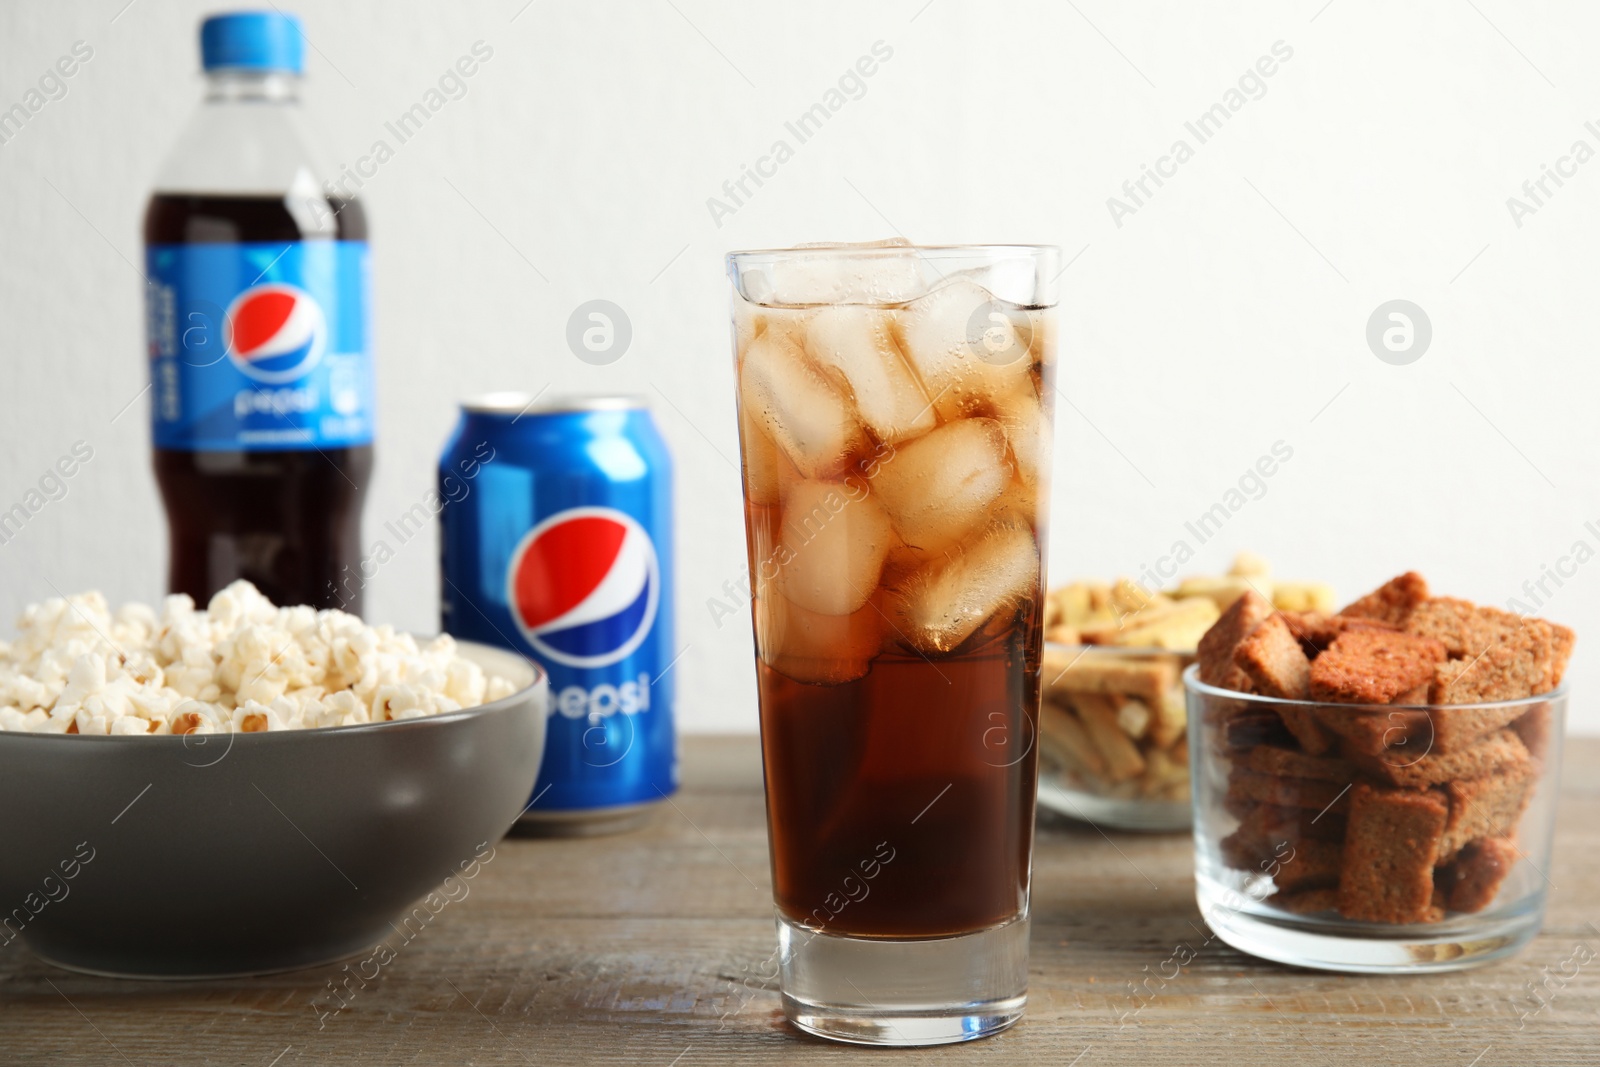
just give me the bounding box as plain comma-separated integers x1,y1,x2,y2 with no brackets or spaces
144,11,374,611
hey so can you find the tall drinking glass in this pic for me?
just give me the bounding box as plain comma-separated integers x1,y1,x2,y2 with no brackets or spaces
725,243,1059,1045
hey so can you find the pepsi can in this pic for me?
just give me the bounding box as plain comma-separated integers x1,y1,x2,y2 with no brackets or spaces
439,394,677,833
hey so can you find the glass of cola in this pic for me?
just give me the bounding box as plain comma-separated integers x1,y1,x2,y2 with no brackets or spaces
726,241,1059,1045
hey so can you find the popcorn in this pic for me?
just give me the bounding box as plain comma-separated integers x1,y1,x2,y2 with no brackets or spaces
0,581,523,735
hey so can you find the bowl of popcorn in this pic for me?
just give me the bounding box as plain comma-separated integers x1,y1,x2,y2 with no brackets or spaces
0,581,547,978
1039,553,1332,831
1187,571,1571,972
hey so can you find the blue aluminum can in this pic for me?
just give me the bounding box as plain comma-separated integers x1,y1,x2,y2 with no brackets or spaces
439,394,677,833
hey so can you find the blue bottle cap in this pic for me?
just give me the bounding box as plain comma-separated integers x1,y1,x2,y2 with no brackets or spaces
200,11,305,74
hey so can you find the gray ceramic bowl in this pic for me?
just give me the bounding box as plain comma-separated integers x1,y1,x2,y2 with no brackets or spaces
0,640,545,978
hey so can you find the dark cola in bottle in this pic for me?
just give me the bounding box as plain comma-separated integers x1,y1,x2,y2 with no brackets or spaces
144,11,373,611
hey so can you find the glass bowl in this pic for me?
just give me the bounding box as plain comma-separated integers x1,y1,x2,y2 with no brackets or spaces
1037,645,1194,832
1185,664,1564,973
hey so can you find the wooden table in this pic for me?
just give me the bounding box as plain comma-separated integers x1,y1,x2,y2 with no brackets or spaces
4,736,1597,1065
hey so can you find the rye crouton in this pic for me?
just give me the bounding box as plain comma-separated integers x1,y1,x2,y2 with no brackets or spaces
1234,614,1312,699
1316,708,1433,757
1221,710,1296,750
1232,614,1334,753
1340,571,1430,627
1405,597,1524,658
1227,766,1354,816
1337,784,1448,924
1318,698,1517,763
1510,702,1554,761
1437,762,1536,862
1550,624,1575,690
1244,744,1358,785
1277,708,1335,756
1409,598,1574,702
1393,682,1431,705
1439,837,1519,913
1221,820,1342,890
1351,728,1530,789
1309,629,1447,705
1197,589,1275,692
1270,838,1344,891
1281,611,1400,658
1268,886,1341,915
1236,800,1348,845
1432,643,1549,705
1420,700,1526,752
1220,827,1266,869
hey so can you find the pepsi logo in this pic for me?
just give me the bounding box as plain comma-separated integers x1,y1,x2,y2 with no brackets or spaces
224,283,327,384
507,507,659,669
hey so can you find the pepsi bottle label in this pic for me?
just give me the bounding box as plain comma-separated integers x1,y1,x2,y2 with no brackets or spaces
145,240,373,451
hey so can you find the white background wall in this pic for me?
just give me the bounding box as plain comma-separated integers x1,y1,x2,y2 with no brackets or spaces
1,0,1596,732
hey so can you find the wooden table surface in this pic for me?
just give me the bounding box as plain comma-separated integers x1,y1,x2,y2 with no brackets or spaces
3,735,1598,1066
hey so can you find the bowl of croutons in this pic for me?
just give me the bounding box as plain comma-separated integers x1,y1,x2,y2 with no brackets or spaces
0,582,547,978
1038,553,1333,831
1187,571,1571,972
